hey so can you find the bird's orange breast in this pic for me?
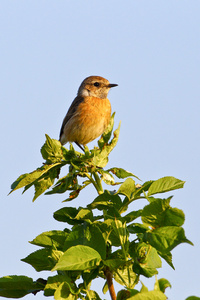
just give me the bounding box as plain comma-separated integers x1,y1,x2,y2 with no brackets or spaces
63,96,111,146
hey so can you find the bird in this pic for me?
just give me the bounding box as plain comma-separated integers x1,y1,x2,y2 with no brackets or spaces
59,76,118,151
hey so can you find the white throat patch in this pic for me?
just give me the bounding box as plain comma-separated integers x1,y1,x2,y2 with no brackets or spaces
80,88,90,97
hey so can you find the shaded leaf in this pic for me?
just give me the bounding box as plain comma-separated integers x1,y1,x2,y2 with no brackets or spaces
21,249,63,271
141,197,185,228
132,243,162,278
63,223,106,259
128,223,149,234
103,258,126,269
45,173,76,195
88,190,122,211
54,207,93,225
85,290,101,300
54,282,77,300
123,210,142,223
0,276,44,298
117,289,139,300
144,227,193,254
158,252,174,269
44,274,74,297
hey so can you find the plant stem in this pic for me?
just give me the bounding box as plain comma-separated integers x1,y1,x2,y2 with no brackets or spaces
93,171,104,194
104,268,116,300
84,173,100,194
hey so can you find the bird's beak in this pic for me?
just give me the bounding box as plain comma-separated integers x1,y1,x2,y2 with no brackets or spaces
108,83,118,88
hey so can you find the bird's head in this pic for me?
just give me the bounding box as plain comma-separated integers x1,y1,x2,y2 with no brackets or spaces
78,76,118,99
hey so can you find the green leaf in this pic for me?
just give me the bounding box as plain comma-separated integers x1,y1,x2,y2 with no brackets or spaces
113,220,129,253
74,208,93,221
141,197,185,228
44,275,74,297
0,275,44,298
91,149,109,168
63,223,107,259
128,290,167,299
128,223,149,234
148,176,185,196
45,173,76,195
30,230,69,250
32,170,56,201
117,178,136,200
140,282,148,292
186,297,200,300
114,265,138,289
92,121,121,168
41,134,63,163
54,207,92,225
117,289,139,300
82,269,99,287
158,252,174,269
157,278,171,293
132,243,162,278
144,227,193,254
134,181,154,198
88,190,122,211
10,163,60,194
99,170,116,185
123,210,142,223
85,290,101,300
108,168,140,181
103,258,126,269
21,248,63,271
98,112,115,148
54,282,77,300
52,245,101,271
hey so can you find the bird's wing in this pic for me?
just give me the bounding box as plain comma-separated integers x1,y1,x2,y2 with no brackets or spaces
59,95,85,140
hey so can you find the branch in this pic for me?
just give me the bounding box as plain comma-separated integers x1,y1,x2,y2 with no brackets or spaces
104,268,116,300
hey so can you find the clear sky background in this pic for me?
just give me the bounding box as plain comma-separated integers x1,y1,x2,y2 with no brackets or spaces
0,1,200,299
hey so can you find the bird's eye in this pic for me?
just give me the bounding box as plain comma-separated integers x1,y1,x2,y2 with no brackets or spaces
94,82,100,87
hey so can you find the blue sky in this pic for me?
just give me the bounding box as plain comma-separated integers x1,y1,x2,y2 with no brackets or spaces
1,1,200,299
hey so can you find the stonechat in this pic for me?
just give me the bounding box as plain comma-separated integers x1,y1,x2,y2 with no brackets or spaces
59,76,118,151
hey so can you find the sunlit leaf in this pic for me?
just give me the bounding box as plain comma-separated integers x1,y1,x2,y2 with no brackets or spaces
108,167,140,181
117,178,136,200
41,134,63,163
148,177,185,196
127,290,167,299
30,230,69,250
157,278,171,293
52,245,101,271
